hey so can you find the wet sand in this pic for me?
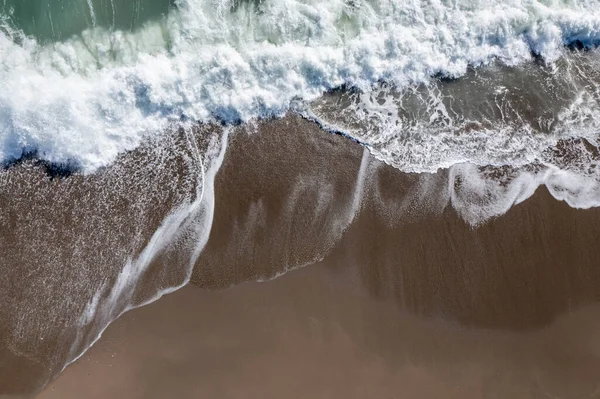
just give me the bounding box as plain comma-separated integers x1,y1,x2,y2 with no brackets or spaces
37,116,600,398
36,270,600,399
0,126,222,398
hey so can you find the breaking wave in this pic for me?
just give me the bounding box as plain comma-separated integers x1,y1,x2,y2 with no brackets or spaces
1,0,600,172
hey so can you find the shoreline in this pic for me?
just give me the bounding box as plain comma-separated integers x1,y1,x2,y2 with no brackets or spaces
0,114,597,397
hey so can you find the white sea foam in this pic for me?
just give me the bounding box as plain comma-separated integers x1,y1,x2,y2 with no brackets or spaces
1,0,600,172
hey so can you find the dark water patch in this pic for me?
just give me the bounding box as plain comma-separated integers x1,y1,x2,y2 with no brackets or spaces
1,152,79,179
566,39,600,52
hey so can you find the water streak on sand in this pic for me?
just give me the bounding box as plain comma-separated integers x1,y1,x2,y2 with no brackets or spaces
66,127,229,371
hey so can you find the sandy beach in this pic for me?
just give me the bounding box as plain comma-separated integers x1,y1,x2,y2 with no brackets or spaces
35,116,600,399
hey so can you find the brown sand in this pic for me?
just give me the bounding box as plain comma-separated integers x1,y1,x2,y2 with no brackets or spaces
36,116,600,398
35,271,600,399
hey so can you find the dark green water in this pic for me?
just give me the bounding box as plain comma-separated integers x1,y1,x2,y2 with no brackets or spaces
0,0,175,42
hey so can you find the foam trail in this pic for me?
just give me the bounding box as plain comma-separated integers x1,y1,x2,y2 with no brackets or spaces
340,146,371,234
186,128,230,274
63,128,229,373
86,0,97,26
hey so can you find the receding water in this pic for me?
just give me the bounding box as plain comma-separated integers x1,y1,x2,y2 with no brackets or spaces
0,0,175,42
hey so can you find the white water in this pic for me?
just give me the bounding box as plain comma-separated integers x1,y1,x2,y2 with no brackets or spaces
1,0,600,172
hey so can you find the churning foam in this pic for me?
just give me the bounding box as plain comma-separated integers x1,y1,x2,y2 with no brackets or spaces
1,0,600,172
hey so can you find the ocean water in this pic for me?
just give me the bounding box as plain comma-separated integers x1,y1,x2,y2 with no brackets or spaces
0,0,173,42
1,0,600,172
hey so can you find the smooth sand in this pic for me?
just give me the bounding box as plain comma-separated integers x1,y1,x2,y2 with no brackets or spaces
35,116,600,398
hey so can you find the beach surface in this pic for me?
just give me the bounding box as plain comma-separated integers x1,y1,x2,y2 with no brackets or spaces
36,116,600,399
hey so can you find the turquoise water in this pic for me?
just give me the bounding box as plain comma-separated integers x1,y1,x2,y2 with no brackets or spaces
0,0,175,42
